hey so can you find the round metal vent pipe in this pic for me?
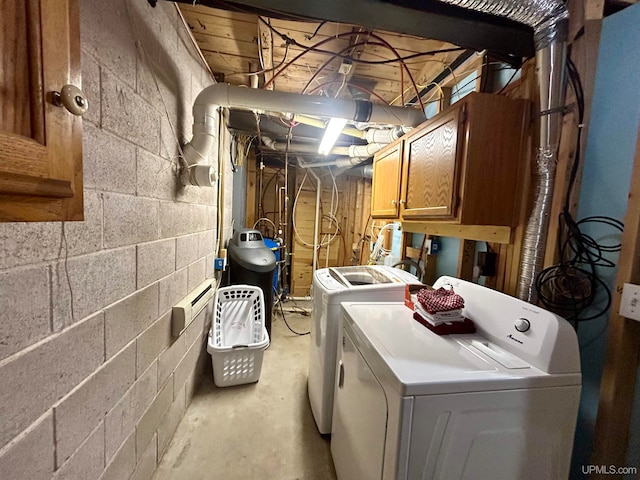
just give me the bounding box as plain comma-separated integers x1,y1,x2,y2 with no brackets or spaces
437,0,569,303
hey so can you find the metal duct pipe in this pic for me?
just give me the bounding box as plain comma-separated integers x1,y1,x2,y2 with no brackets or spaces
349,164,374,178
517,41,567,302
183,83,426,165
437,0,568,303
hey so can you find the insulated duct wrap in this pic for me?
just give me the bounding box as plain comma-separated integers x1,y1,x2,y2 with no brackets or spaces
517,148,556,301
435,0,568,303
435,0,568,48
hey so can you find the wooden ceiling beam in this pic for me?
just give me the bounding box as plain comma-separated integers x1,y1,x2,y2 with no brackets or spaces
180,0,534,58
257,17,274,89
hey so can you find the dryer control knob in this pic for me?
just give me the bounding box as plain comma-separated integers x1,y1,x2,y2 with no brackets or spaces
514,318,531,333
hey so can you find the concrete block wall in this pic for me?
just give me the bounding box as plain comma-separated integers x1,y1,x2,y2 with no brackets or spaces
0,1,231,479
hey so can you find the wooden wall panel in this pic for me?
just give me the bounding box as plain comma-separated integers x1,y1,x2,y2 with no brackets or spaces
288,170,371,295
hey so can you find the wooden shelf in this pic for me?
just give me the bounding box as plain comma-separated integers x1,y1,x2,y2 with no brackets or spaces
401,221,512,244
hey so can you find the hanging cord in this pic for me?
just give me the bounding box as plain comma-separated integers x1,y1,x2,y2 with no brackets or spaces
534,59,624,328
60,222,75,324
275,290,310,335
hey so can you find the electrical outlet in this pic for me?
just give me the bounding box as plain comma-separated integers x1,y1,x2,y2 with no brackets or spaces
619,283,640,321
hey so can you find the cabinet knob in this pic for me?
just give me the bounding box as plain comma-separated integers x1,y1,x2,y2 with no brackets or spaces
52,85,88,116
399,199,405,205
391,199,397,205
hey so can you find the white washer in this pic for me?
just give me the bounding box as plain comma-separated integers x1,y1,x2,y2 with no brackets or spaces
331,276,581,480
308,265,420,434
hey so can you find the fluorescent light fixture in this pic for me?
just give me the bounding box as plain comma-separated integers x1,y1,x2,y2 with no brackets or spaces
318,117,348,155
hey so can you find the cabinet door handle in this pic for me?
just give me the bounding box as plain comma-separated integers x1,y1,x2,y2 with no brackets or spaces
399,199,405,205
391,199,397,205
338,360,344,389
52,85,88,116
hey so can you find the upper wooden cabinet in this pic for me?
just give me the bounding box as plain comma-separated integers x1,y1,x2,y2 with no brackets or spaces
371,92,527,227
0,0,84,221
370,139,403,218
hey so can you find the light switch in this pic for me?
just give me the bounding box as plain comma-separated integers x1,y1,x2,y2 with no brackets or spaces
619,283,640,321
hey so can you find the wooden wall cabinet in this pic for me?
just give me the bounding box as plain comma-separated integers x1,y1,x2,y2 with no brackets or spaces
371,92,527,228
370,139,403,218
0,0,84,222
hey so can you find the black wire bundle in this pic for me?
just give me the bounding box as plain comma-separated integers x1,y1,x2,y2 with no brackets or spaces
536,214,623,326
535,58,624,328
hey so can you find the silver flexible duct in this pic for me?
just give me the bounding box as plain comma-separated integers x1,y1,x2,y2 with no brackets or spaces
517,41,567,302
438,0,568,302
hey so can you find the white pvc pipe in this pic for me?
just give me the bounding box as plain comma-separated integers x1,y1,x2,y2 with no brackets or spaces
364,126,409,144
298,157,369,169
184,83,426,165
305,161,322,274
270,142,383,158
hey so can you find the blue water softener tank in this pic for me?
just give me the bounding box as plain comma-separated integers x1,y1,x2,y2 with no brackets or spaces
228,229,277,337
262,237,281,296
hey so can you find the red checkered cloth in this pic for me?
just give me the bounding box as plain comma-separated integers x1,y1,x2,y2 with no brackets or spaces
416,287,465,313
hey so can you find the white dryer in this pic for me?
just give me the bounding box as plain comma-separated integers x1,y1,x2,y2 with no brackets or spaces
331,276,581,480
308,265,420,434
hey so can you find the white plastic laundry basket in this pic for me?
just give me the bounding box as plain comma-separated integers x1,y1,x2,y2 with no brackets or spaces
207,285,270,387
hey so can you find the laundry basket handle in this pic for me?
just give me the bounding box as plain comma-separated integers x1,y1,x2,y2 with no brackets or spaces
232,344,249,349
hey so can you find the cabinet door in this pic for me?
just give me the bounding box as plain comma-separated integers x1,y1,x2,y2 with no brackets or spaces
0,0,83,221
371,141,402,218
401,106,463,219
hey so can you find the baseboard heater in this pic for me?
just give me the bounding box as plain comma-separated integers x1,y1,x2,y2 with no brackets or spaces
172,279,215,337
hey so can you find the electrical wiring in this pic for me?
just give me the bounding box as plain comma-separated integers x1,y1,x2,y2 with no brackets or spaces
301,40,388,95
260,18,465,66
307,81,390,105
261,26,447,110
291,169,340,248
224,44,291,78
390,81,445,107
329,167,339,218
535,213,623,325
325,168,338,267
276,292,310,335
305,21,327,41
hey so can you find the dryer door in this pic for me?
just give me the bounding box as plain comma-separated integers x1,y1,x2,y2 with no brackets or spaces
331,328,387,480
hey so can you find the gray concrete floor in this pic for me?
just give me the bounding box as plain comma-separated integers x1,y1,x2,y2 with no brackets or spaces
152,301,337,480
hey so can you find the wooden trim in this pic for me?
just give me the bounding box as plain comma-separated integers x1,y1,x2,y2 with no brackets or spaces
405,246,422,258
27,0,45,145
590,125,640,475
457,239,475,281
0,172,73,197
401,222,511,244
